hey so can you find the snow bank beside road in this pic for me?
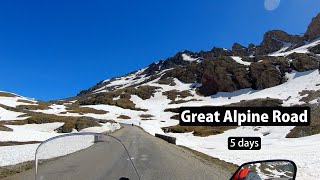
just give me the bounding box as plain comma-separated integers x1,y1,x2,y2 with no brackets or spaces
0,135,94,167
0,123,63,142
171,126,320,179
80,122,121,133
0,122,121,166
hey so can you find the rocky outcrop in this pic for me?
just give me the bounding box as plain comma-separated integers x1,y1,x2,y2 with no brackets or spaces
247,44,256,55
232,43,248,56
255,56,292,74
198,56,252,96
305,13,320,40
286,53,319,72
256,30,302,55
250,61,284,90
143,50,199,76
309,44,320,54
160,62,200,83
231,43,257,56
199,47,233,59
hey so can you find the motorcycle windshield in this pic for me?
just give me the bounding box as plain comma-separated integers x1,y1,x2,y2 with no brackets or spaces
35,133,140,180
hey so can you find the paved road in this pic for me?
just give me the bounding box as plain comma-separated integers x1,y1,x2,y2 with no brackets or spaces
4,125,234,180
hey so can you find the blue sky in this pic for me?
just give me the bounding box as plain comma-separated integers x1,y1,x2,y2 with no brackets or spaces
0,0,319,100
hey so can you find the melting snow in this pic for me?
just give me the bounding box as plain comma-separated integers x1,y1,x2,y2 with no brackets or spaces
270,38,320,57
231,56,252,66
182,53,197,62
0,107,27,121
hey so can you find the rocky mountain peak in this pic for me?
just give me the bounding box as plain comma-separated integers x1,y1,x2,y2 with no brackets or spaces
305,13,320,40
231,43,256,56
77,12,320,97
232,43,247,56
256,30,302,55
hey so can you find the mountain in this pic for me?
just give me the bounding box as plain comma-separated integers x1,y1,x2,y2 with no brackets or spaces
76,13,320,106
65,14,320,179
1,13,320,180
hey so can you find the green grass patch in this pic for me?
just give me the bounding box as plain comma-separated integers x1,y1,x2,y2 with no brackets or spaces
66,105,108,115
163,125,236,137
0,113,101,133
179,146,238,174
163,90,193,104
16,99,35,104
0,125,13,132
227,98,283,107
0,92,17,97
0,161,33,179
286,105,320,138
139,114,154,118
17,101,52,110
0,141,41,146
78,86,158,111
117,115,131,119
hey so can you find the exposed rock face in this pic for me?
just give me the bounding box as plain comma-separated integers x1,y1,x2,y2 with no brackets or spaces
255,56,292,74
247,43,256,55
143,50,199,76
198,56,252,96
309,44,320,54
160,62,200,83
269,56,292,74
305,13,320,40
231,43,257,56
232,43,248,56
157,77,176,86
250,61,284,90
256,30,302,55
286,53,319,72
199,47,233,59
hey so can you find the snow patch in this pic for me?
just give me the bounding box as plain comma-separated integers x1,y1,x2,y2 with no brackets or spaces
270,38,320,56
80,122,121,133
0,107,27,121
182,53,197,62
231,56,251,66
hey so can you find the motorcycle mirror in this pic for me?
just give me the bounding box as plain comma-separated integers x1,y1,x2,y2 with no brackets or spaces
34,133,140,180
230,159,297,180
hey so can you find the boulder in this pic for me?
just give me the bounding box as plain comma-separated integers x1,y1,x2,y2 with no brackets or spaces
309,44,320,54
286,53,319,72
198,56,252,96
254,56,291,74
250,61,283,90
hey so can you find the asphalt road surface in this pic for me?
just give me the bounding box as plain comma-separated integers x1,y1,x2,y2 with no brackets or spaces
4,125,234,180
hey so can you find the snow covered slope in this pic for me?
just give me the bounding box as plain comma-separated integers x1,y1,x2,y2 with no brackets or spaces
0,91,121,168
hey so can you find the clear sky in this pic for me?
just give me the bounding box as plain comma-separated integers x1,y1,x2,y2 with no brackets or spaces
0,0,319,100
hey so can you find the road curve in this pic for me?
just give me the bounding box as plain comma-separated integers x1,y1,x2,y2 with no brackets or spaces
3,125,234,180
